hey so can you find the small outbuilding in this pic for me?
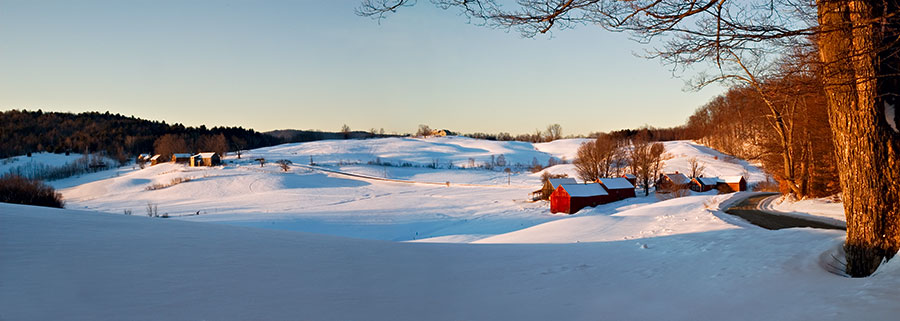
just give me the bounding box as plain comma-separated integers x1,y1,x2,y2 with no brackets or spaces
621,173,637,187
691,177,720,192
540,177,578,200
597,177,636,201
550,183,611,214
149,154,161,166
136,154,151,164
717,176,747,193
190,152,221,167
656,172,691,193
172,153,192,164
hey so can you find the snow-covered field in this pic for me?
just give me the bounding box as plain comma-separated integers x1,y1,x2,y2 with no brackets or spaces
5,137,897,320
4,200,899,321
56,137,765,242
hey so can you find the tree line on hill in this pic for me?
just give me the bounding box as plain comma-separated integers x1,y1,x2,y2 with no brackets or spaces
0,110,280,161
681,47,839,199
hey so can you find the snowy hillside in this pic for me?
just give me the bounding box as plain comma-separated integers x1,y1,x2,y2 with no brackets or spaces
56,138,771,242
4,202,900,321
249,136,561,168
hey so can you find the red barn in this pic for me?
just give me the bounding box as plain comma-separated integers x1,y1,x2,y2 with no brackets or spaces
717,176,747,193
597,177,636,201
621,173,637,187
550,183,611,214
656,172,690,193
690,177,719,192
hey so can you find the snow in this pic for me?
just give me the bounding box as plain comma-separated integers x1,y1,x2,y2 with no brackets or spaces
663,172,690,185
661,141,767,185
250,136,558,169
720,175,745,183
4,201,900,320
762,195,847,224
4,137,900,319
696,177,720,186
197,152,217,158
558,183,608,197
598,177,634,189
547,177,577,188
1,152,86,173
53,139,781,242
533,138,592,160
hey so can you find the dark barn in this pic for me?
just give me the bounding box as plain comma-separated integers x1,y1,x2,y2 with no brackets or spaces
597,177,636,201
691,177,719,192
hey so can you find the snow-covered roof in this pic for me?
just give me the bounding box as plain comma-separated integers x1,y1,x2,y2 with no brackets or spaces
149,155,160,160
695,177,719,186
623,173,636,179
559,184,609,197
664,173,690,185
548,178,577,189
196,152,217,158
138,154,151,158
173,153,192,158
598,177,634,190
719,176,744,183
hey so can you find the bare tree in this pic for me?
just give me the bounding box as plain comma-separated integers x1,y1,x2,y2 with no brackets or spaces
573,135,624,182
629,138,653,197
688,157,706,179
545,123,562,141
341,124,351,139
357,0,900,277
416,124,432,137
153,134,188,160
276,159,292,172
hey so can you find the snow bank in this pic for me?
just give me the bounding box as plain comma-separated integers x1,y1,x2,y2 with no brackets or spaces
3,203,898,321
764,195,846,223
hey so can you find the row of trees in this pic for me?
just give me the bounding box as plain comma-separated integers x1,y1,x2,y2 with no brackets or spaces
0,110,281,161
573,134,665,196
465,123,563,143
684,67,840,198
152,133,229,160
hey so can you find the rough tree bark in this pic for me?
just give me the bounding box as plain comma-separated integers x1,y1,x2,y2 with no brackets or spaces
817,0,900,276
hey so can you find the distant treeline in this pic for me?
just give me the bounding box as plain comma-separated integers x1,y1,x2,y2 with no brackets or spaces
0,110,280,161
266,129,401,142
463,126,688,143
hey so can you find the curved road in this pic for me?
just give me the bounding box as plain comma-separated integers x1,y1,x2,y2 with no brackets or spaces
725,193,845,231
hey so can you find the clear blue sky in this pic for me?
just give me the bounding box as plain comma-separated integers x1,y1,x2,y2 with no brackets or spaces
0,0,723,135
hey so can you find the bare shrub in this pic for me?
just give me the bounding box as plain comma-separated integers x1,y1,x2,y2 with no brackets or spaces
276,159,292,172
146,202,158,217
0,174,64,208
146,177,192,191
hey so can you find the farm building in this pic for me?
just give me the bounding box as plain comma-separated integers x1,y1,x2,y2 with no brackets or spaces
136,154,151,164
550,183,611,214
717,176,747,193
656,172,691,193
597,177,636,201
172,153,192,164
539,177,578,200
149,155,161,166
691,177,720,192
622,173,637,187
190,152,221,167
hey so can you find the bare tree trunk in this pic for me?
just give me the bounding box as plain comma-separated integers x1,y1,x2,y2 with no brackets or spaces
818,0,900,277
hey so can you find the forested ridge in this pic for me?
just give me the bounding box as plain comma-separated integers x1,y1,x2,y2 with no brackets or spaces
0,110,280,160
